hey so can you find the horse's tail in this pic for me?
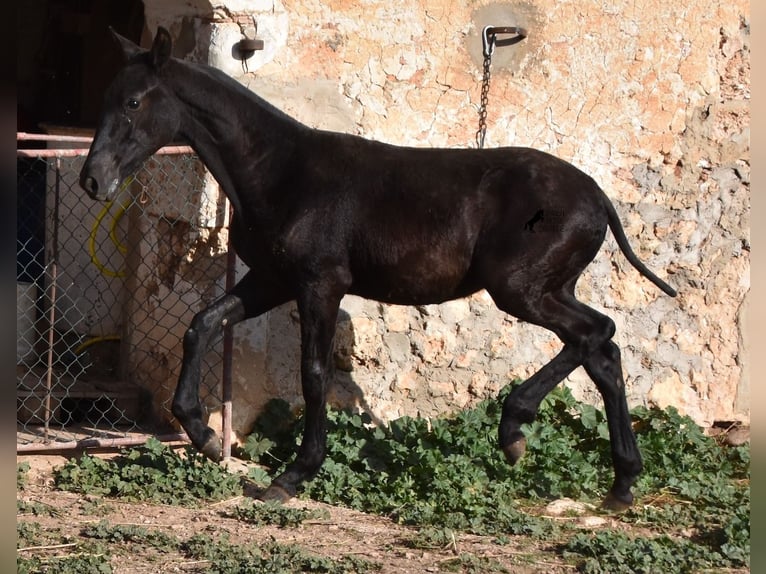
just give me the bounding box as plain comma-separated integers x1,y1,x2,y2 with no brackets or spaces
603,195,677,297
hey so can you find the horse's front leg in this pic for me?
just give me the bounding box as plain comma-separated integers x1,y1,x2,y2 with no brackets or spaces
263,277,348,502
172,271,288,461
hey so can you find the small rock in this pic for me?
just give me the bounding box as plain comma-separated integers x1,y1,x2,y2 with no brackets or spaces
724,426,750,446
545,498,594,517
578,515,608,529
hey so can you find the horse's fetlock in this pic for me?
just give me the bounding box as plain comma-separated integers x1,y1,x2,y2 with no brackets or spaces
171,398,189,422
171,393,202,423
625,457,643,479
502,437,527,466
503,401,536,426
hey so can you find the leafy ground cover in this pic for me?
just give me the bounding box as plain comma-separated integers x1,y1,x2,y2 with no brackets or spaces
242,384,750,571
17,383,749,573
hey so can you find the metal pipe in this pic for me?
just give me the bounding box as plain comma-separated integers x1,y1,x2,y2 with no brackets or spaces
16,433,190,453
43,160,63,438
221,203,236,461
17,148,92,158
17,132,94,143
17,145,194,159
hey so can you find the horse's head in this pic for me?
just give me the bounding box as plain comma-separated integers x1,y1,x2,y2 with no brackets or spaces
80,27,181,201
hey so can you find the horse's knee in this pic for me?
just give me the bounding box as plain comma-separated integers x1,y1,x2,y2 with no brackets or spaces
303,359,325,380
184,306,224,350
170,396,183,420
182,325,200,352
184,311,216,352
171,389,187,414
624,455,643,478
172,369,204,423
595,339,620,363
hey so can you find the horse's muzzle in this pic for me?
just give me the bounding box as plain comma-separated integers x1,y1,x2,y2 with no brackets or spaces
79,170,119,202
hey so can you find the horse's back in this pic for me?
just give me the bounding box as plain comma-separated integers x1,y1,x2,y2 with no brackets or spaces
298,133,608,304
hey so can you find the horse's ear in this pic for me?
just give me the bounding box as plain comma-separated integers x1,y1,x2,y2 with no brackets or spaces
150,27,173,69
109,27,143,61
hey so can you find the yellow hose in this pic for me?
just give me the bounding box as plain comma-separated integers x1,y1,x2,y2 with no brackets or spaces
88,176,134,278
81,177,135,353
74,335,121,355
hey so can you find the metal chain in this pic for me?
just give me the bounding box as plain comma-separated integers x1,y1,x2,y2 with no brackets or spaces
475,26,527,148
476,28,496,149
475,50,493,149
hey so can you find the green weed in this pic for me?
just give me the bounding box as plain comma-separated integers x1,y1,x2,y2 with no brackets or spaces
81,520,179,551
403,526,457,550
244,383,749,570
41,382,748,572
17,552,113,574
440,553,509,574
17,499,62,517
17,521,112,574
53,437,242,505
78,497,116,517
180,533,379,573
17,461,30,490
17,521,43,549
224,500,330,527
564,529,736,573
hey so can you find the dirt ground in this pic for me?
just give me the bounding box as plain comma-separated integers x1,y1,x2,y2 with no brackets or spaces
16,452,594,573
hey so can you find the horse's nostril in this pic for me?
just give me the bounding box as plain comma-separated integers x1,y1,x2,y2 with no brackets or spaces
82,176,98,196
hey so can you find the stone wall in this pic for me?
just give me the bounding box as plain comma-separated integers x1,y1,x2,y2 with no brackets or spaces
139,0,749,440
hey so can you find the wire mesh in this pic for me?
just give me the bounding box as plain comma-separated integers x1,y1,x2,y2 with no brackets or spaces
17,138,230,449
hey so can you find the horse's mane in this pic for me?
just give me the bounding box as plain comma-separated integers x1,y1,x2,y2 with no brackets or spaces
168,56,306,131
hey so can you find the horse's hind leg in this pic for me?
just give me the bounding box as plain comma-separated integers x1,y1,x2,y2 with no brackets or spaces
583,340,642,510
491,285,640,506
172,271,289,461
492,289,600,464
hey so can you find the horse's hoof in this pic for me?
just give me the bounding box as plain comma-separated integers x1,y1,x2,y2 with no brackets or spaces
200,433,222,462
601,490,633,512
502,437,527,466
260,484,294,503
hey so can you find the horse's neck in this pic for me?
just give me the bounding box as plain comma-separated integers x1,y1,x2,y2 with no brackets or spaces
171,60,302,215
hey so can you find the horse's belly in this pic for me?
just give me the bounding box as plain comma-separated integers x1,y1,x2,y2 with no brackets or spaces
348,250,478,305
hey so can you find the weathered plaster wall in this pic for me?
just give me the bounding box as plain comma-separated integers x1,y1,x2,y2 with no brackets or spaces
137,0,749,440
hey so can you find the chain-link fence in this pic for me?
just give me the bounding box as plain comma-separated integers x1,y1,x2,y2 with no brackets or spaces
17,134,233,452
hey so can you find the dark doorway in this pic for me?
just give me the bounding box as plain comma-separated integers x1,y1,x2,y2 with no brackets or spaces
18,0,145,134
17,1,145,284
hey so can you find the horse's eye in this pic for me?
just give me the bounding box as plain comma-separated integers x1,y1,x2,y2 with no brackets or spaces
126,98,141,111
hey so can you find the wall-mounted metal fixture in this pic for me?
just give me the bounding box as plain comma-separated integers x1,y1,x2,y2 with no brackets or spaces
235,37,265,57
482,25,527,56
476,25,528,148
232,16,264,72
